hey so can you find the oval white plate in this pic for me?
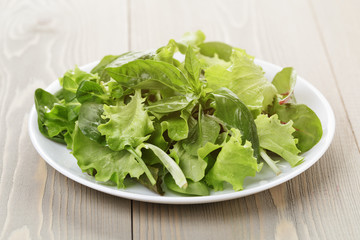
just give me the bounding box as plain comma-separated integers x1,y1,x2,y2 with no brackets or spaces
28,59,335,204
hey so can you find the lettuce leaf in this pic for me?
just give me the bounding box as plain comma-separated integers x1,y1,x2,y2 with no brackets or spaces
205,49,277,111
164,174,209,196
272,67,297,105
255,114,303,167
72,124,144,188
271,101,323,152
98,90,154,151
205,128,259,191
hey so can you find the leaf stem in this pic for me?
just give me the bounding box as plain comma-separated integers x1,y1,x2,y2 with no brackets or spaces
144,143,188,189
260,149,281,175
127,147,156,185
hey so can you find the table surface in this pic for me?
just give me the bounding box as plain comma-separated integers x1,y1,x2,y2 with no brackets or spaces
1,0,360,239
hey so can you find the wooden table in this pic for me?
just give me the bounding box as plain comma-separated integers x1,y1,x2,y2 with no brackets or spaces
1,0,359,239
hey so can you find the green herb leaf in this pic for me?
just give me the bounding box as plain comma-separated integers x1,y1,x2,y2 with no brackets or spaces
78,102,106,144
210,88,260,160
205,128,259,191
199,41,233,62
98,90,154,151
205,50,277,111
255,114,304,167
76,80,107,103
271,102,323,152
72,124,144,188
164,173,209,196
106,59,191,93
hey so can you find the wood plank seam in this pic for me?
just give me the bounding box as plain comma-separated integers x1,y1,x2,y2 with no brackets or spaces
306,0,360,153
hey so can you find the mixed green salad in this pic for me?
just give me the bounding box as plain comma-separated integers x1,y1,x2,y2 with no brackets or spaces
34,31,322,196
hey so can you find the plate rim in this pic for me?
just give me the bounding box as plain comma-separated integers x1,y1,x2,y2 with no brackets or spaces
28,59,336,204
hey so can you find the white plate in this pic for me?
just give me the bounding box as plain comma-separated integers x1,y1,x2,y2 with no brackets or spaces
28,59,335,204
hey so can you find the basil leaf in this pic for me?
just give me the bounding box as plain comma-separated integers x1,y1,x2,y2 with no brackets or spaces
146,95,192,114
106,59,191,93
78,102,106,144
76,80,106,103
210,88,260,161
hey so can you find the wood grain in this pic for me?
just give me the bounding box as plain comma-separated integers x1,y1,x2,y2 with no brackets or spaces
309,0,360,148
1,0,360,239
0,0,132,239
129,0,360,239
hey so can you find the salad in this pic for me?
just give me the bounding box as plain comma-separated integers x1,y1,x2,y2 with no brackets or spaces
34,31,322,196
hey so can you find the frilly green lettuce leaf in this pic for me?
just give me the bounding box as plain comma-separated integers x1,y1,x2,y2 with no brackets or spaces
255,114,303,167
176,30,206,53
72,124,144,188
205,49,277,111
205,128,259,191
98,90,154,151
199,41,233,62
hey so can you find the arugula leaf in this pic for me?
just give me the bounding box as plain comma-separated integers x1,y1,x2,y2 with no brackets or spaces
98,90,154,151
72,124,144,188
271,101,323,152
164,173,209,196
106,59,191,94
255,114,303,167
205,128,259,191
210,88,260,160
